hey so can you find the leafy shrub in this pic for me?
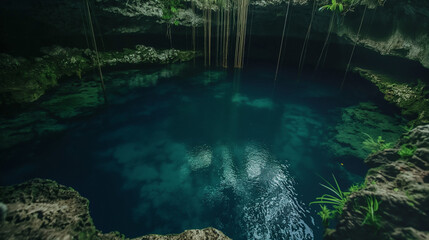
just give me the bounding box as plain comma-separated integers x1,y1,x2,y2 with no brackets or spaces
398,144,417,158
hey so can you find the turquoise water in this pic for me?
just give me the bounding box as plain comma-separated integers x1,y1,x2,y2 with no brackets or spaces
0,63,405,239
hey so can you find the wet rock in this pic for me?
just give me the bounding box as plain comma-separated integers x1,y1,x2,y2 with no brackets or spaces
0,54,59,104
0,202,7,222
0,45,197,105
364,149,399,168
327,124,429,240
354,67,429,125
0,179,98,240
0,179,231,240
132,227,231,240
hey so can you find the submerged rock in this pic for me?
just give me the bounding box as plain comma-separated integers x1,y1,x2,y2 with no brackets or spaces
329,102,405,159
0,179,232,240
0,111,66,150
0,45,197,105
327,125,429,240
40,80,103,119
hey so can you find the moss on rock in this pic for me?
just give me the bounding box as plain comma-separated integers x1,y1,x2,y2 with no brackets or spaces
354,67,429,125
326,125,429,240
0,45,197,105
328,102,405,159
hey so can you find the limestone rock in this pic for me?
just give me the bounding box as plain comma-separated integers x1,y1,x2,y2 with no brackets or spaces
354,67,429,125
327,125,429,240
0,45,196,105
132,228,231,240
0,179,231,240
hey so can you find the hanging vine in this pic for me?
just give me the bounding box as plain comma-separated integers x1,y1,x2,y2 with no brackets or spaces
84,0,107,103
234,0,250,68
274,0,291,81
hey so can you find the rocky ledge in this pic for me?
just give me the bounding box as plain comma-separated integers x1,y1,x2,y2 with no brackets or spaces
0,45,197,105
353,67,429,125
0,179,231,240
327,124,429,240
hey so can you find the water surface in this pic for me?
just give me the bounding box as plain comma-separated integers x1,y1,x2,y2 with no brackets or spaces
0,63,405,239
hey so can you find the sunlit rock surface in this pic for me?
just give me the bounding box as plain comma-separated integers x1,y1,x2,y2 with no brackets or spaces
0,179,231,240
327,125,429,240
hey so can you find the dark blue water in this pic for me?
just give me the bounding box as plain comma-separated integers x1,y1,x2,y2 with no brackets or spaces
0,63,400,239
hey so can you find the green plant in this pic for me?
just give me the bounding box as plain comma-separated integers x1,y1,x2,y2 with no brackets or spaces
319,0,359,13
160,0,182,24
398,144,417,158
348,182,365,194
402,124,414,133
362,133,393,153
361,195,381,227
319,0,345,12
317,205,334,228
310,174,349,215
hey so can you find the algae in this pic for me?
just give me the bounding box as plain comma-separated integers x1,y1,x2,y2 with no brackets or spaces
329,102,405,159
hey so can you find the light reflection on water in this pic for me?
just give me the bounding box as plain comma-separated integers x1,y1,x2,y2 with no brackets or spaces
109,137,314,239
1,64,399,240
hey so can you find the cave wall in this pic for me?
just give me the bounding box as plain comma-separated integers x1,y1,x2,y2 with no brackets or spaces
0,0,428,68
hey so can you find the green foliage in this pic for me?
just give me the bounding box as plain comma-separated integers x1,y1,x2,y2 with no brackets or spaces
402,124,414,133
348,182,365,194
398,144,417,158
362,133,393,153
361,195,381,228
310,174,349,216
160,0,182,22
319,0,344,12
318,0,360,13
317,205,334,228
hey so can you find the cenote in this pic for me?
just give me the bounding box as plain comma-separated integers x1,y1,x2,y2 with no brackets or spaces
1,1,429,240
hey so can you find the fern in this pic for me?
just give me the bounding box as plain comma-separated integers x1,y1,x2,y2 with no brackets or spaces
362,133,392,153
317,205,334,227
310,174,349,215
